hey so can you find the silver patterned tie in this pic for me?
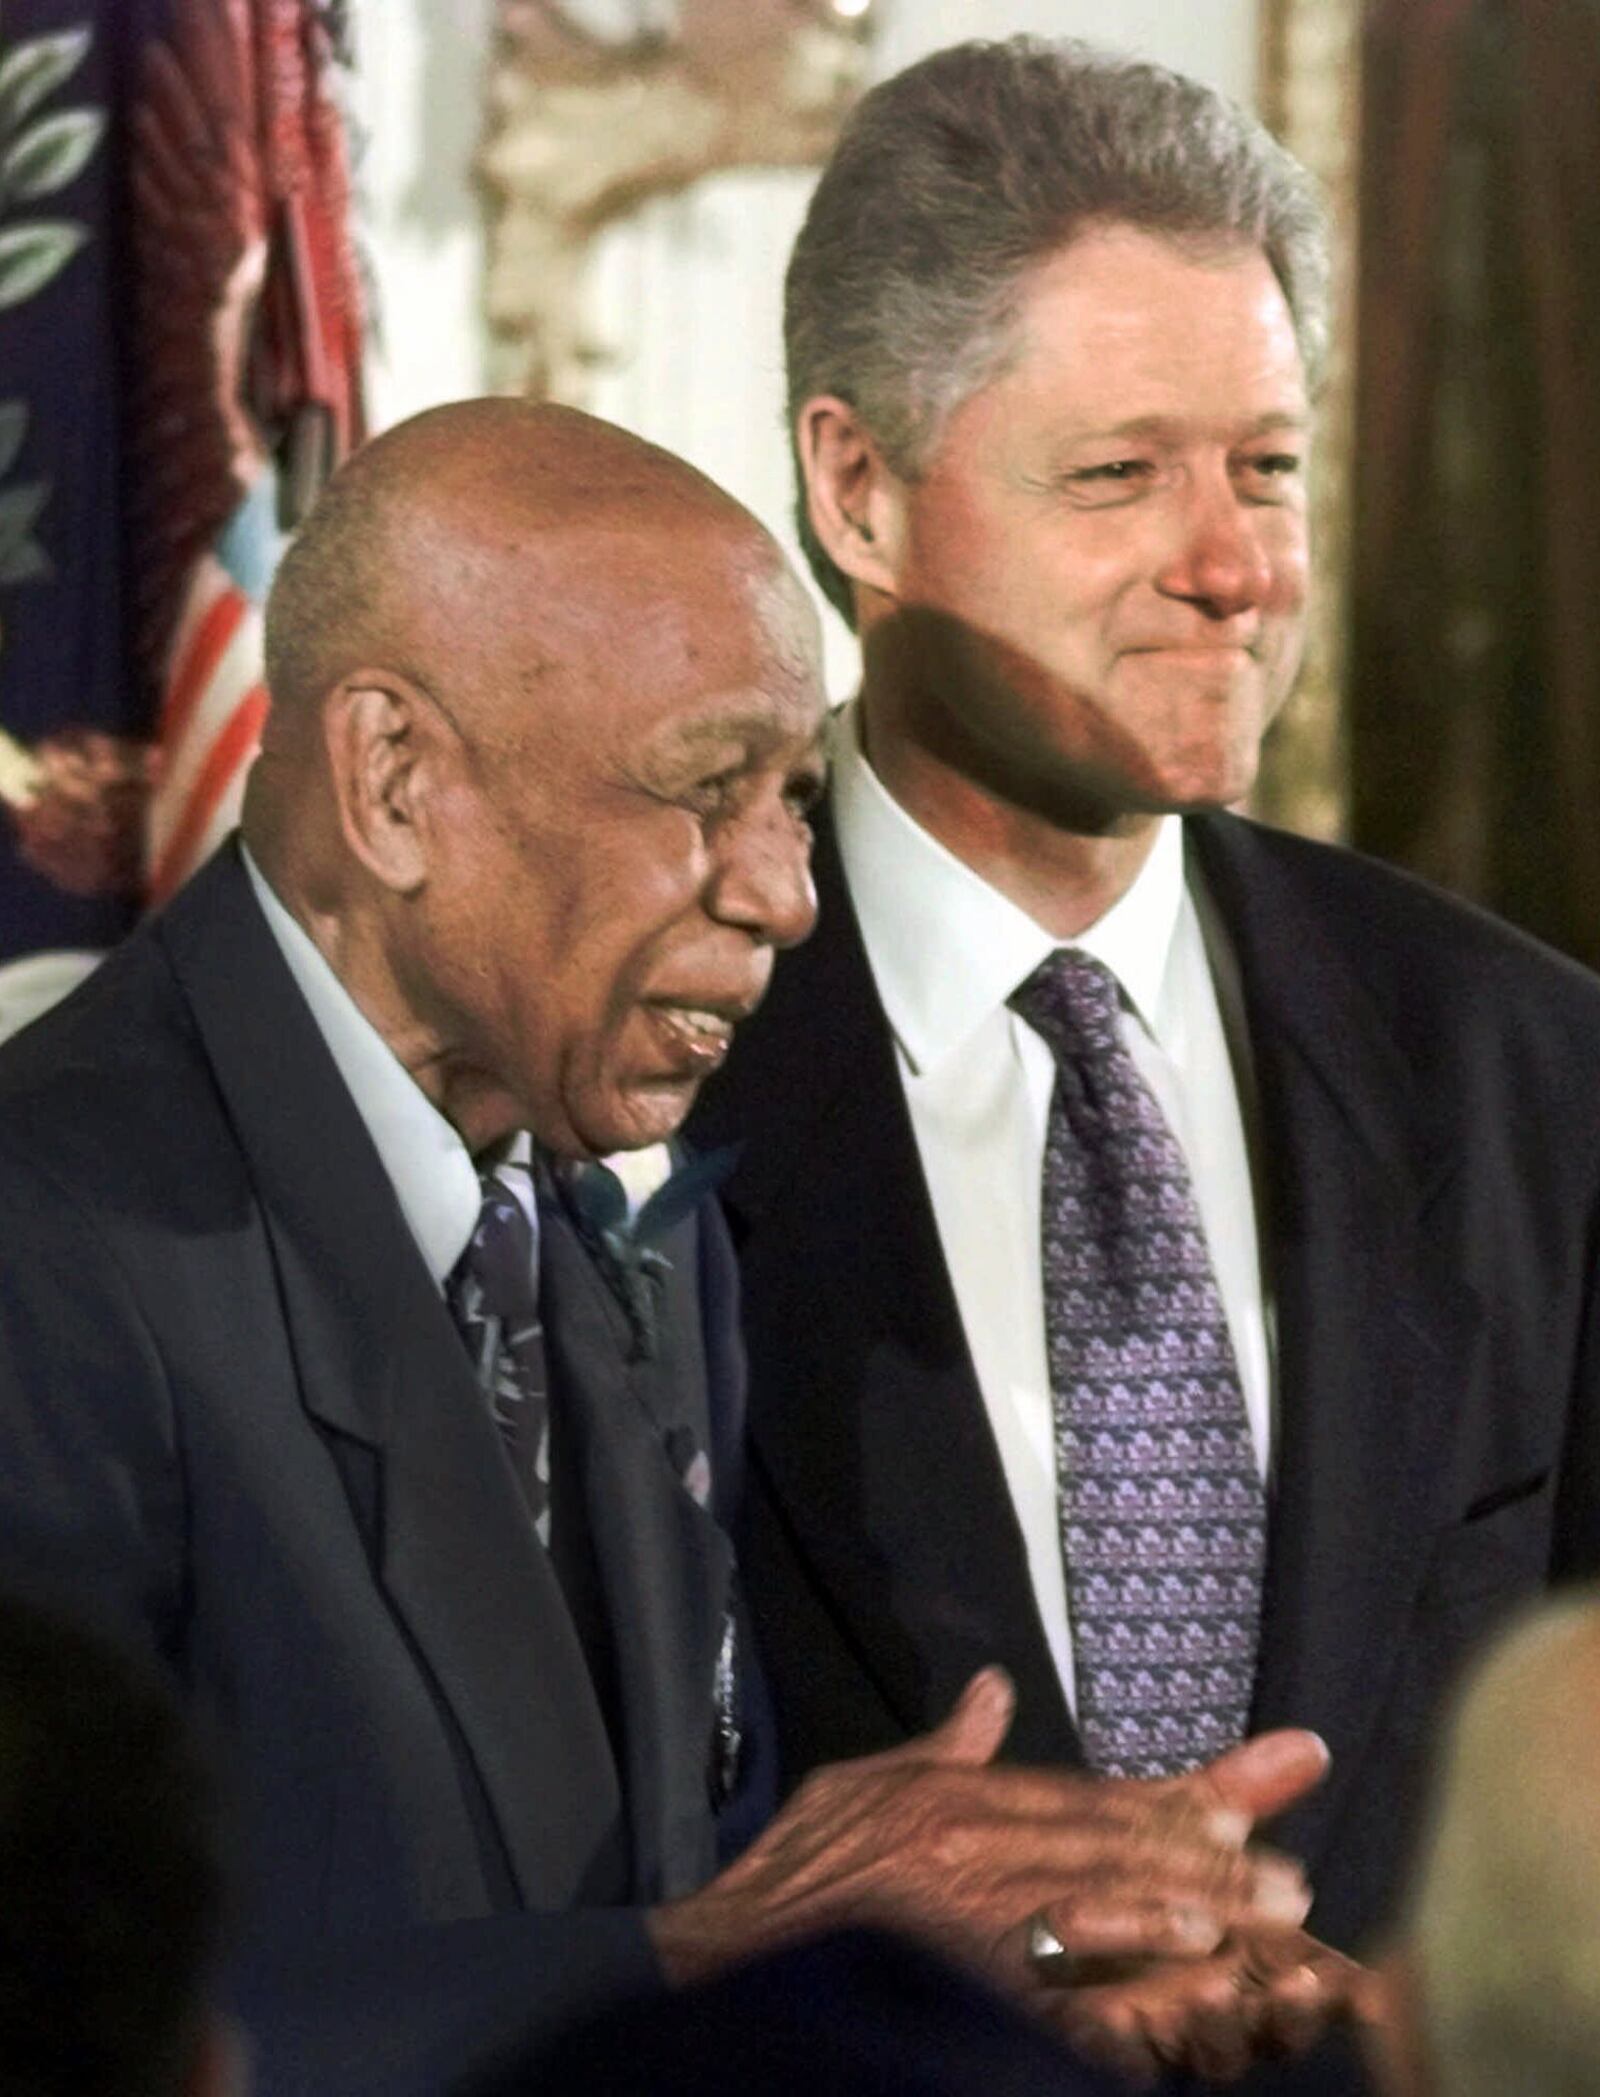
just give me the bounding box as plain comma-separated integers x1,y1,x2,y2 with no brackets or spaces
446,1169,552,1545
1010,948,1265,1779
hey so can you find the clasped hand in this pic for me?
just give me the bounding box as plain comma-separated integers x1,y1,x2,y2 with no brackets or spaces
649,1668,1381,2084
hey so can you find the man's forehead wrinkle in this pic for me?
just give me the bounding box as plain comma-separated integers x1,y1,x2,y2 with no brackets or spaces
648,710,808,757
1051,407,1312,445
528,518,802,668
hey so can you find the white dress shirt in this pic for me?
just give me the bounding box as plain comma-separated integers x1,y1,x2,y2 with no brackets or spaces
244,845,486,1285
831,709,1275,1712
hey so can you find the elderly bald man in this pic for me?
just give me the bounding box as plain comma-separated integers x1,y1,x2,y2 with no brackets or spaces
0,402,1346,2095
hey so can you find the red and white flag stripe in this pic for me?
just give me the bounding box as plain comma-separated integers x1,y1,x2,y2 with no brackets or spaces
145,554,270,907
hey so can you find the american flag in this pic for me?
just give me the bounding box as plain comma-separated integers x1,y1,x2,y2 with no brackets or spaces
131,0,364,906
144,555,271,907
0,0,363,1011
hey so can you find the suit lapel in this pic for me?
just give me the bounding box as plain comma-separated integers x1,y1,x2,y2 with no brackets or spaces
536,1196,732,1900
700,814,1078,1762
1189,816,1479,1874
157,847,622,1907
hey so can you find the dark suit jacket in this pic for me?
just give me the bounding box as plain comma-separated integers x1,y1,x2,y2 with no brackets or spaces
461,1928,1123,2097
0,845,750,2096
689,805,1600,1969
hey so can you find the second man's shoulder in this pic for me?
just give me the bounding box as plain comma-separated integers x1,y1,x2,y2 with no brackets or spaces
1189,808,1600,1046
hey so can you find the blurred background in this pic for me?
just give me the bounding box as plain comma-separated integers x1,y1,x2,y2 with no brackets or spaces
2,0,1597,1037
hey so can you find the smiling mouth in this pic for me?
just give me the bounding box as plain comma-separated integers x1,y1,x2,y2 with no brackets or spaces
642,1000,748,1072
1127,641,1262,661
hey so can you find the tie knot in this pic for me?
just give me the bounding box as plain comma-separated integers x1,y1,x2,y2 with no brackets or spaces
1009,947,1125,1058
475,1170,523,1226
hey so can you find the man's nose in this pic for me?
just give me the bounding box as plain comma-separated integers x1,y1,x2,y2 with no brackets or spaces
1154,477,1275,618
709,801,818,949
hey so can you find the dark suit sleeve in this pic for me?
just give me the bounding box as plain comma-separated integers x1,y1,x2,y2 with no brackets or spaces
232,1912,659,2097
0,1139,663,2096
0,1136,188,1652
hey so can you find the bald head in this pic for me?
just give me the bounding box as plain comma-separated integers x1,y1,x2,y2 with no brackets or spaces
258,399,793,752
243,398,825,1160
1397,1594,1600,2097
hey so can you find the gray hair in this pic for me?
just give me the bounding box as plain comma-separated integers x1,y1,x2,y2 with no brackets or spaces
785,36,1331,624
1410,1593,1600,2097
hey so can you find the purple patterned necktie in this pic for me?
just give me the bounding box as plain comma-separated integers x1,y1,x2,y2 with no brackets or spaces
1010,949,1265,1779
446,1169,552,1545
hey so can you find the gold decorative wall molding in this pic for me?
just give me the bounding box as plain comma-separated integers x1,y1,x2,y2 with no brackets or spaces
479,0,876,403
1255,0,1363,840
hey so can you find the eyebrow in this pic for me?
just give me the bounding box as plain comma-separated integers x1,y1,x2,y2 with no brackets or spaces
647,713,827,765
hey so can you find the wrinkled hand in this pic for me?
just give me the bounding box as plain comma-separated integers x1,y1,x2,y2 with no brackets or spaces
647,1667,1325,2000
1052,1926,1384,2087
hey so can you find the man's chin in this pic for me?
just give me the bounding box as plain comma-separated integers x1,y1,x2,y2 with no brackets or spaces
1142,735,1265,814
1164,774,1259,816
567,1075,704,1160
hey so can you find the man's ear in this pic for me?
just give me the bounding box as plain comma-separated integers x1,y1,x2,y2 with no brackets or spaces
322,672,442,896
795,396,907,608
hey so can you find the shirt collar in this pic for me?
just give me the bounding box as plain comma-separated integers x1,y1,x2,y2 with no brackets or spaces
830,703,1186,1072
241,844,482,1287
